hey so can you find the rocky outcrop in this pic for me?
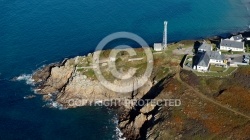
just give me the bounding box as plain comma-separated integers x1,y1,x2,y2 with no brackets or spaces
33,57,153,103
41,65,74,94
31,54,171,140
33,58,126,106
118,77,171,139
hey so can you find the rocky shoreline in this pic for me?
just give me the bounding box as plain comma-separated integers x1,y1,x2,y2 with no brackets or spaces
32,53,161,139
31,57,191,139
31,30,250,139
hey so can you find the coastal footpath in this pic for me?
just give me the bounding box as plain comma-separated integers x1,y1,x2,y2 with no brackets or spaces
32,34,250,139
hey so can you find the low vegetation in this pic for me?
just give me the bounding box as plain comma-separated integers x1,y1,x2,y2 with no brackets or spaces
245,41,250,53
209,65,226,72
194,67,237,77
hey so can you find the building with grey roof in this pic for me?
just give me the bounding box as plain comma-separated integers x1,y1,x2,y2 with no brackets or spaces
194,51,225,72
230,34,243,42
198,42,212,52
220,39,245,52
195,52,210,71
206,51,224,61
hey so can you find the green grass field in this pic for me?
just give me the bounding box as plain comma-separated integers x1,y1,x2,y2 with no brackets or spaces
194,67,237,77
209,65,226,72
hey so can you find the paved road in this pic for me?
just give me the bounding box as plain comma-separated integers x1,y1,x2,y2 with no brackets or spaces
175,67,250,120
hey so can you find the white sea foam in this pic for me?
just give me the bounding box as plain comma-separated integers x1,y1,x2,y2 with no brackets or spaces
14,74,34,85
116,127,126,140
47,101,66,110
32,88,41,94
113,114,126,140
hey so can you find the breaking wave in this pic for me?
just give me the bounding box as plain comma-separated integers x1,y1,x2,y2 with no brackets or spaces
112,114,126,140
13,74,34,85
44,100,66,110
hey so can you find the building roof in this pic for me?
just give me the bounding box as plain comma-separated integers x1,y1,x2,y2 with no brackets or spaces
198,42,212,52
197,51,224,67
206,51,224,60
220,39,244,49
231,34,243,41
197,52,210,67
154,43,163,51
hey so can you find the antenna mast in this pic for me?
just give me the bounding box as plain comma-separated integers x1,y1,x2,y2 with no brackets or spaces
162,21,168,49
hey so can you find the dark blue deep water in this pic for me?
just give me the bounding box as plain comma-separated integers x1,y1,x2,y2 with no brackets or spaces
1,0,250,139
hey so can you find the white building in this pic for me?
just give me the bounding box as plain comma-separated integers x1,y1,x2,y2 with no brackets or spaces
208,51,224,64
194,52,210,71
228,34,243,42
154,43,163,51
194,51,225,72
220,39,245,52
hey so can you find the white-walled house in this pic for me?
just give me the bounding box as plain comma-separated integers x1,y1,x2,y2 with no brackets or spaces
220,39,245,52
208,51,224,64
228,34,243,42
194,51,225,72
194,52,210,71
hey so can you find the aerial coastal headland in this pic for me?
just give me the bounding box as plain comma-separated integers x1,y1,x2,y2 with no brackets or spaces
31,30,250,139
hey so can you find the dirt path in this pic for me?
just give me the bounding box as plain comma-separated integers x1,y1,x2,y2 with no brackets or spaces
175,67,250,120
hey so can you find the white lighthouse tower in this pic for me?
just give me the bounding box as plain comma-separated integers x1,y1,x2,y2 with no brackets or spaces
162,21,168,49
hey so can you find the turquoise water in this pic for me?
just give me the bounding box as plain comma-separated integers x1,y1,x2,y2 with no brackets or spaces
0,0,250,139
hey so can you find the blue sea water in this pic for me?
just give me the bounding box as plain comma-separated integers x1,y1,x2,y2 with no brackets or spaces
1,0,250,139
